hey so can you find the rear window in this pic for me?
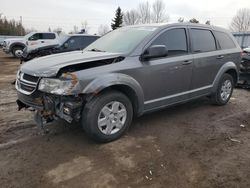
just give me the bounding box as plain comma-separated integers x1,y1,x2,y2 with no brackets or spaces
42,33,56,39
191,29,216,52
214,31,236,49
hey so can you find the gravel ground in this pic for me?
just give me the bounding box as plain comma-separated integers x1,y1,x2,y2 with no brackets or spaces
0,51,250,188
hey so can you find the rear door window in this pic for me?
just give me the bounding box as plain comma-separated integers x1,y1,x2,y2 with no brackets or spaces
151,28,188,56
190,29,216,52
42,33,56,39
214,31,236,49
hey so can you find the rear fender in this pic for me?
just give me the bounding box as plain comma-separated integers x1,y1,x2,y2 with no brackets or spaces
212,62,238,92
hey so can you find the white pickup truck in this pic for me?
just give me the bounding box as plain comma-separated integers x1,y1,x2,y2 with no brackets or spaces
2,32,59,57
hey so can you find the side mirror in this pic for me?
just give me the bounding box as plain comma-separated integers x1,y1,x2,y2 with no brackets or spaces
142,45,168,60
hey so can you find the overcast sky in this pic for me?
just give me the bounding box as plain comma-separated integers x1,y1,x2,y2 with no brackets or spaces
1,0,250,34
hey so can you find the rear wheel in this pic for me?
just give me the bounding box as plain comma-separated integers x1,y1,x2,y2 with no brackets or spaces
211,73,234,105
12,46,24,58
82,90,133,143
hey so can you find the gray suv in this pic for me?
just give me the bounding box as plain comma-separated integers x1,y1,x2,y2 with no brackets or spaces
16,23,241,142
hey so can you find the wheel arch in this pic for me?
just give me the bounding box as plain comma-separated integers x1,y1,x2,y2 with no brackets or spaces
82,73,144,116
10,42,26,51
225,69,238,85
212,62,238,92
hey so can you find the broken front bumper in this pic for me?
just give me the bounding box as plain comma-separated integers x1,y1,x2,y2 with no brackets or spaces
17,91,84,126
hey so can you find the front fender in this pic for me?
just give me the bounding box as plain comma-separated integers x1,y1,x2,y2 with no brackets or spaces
212,61,238,92
10,42,26,50
82,73,144,115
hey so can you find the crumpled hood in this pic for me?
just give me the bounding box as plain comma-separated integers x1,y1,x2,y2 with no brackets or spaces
20,51,124,77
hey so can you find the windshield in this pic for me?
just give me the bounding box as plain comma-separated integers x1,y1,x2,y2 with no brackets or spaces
24,32,35,39
85,26,157,53
58,35,70,45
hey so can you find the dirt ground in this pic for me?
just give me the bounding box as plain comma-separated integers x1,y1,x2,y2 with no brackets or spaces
1,50,250,188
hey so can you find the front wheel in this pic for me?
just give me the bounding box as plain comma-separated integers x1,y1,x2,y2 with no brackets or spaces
211,73,234,105
82,90,133,143
12,46,24,58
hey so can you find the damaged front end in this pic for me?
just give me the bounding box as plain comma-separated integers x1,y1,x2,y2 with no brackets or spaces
16,71,85,127
17,94,84,127
15,53,126,128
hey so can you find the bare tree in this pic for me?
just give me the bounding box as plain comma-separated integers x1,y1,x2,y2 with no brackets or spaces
138,1,151,24
230,8,250,32
98,24,110,36
124,0,169,25
73,25,78,33
152,0,169,23
178,17,184,23
53,27,62,35
81,20,89,33
124,9,140,25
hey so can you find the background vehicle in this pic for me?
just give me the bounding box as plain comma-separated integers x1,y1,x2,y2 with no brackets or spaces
2,32,59,57
21,34,99,61
16,23,241,142
238,47,250,87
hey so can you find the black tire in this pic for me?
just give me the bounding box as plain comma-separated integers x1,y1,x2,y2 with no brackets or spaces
12,46,24,58
82,90,133,143
211,73,234,105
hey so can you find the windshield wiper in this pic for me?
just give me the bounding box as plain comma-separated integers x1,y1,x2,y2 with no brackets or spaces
88,48,106,52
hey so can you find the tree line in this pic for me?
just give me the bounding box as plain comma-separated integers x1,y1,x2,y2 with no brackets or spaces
0,14,25,36
110,0,250,33
1,1,250,37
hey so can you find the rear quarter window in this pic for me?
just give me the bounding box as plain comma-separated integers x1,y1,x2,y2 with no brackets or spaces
190,29,216,53
214,31,236,50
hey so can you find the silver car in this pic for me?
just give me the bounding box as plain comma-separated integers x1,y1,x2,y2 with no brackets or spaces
16,23,241,142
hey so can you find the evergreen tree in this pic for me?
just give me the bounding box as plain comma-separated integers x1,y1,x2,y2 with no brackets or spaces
111,7,123,30
0,14,25,35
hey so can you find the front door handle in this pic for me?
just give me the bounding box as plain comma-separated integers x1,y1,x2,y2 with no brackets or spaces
182,60,192,65
217,55,224,59
41,41,45,43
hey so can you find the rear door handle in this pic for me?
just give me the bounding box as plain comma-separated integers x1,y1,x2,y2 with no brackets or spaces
41,41,45,43
217,55,224,59
182,60,192,65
